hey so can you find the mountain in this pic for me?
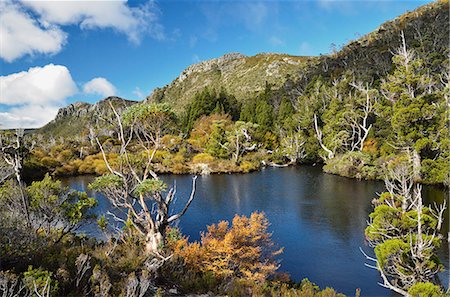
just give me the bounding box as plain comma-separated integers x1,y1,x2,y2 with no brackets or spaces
41,0,448,136
146,52,316,112
39,97,137,138
146,0,448,108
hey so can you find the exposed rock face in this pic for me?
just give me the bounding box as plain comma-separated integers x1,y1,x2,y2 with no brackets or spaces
177,53,247,83
41,96,138,137
52,97,136,123
54,102,92,121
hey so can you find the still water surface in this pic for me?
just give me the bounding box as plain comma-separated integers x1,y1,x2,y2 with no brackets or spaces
61,166,449,296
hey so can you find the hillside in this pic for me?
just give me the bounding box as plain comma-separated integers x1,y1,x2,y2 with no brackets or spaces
279,0,449,100
146,52,316,112
39,97,137,138
145,0,448,109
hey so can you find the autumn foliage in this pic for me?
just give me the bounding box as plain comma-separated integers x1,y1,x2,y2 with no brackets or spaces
172,212,283,283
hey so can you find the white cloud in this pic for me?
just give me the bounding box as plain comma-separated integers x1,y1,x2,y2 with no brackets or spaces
0,64,77,129
0,105,60,129
0,0,165,62
0,64,77,106
0,1,67,62
22,0,164,44
83,77,116,97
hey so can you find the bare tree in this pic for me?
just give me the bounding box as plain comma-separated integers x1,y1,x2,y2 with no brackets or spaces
381,31,435,103
75,254,91,288
0,129,30,226
0,158,13,185
124,271,152,297
313,114,334,160
227,121,258,164
0,272,30,297
278,126,306,164
91,102,197,254
349,81,377,151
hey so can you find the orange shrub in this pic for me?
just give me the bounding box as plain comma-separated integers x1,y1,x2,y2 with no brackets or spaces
188,114,232,152
174,212,283,283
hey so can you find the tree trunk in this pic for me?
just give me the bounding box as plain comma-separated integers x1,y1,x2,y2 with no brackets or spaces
145,230,164,254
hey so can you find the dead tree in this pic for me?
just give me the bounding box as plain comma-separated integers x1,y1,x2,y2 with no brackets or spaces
0,129,30,226
92,103,197,255
229,121,257,164
349,81,377,151
313,114,334,160
278,125,306,164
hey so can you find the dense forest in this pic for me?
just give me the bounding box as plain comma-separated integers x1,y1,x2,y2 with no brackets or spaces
1,1,449,296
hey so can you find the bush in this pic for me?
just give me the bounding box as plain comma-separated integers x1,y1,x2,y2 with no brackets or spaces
192,153,215,164
408,282,444,297
239,160,259,173
421,155,450,185
323,151,377,180
23,266,59,296
174,212,283,283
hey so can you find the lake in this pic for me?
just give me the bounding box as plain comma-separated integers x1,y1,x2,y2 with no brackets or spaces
61,166,449,296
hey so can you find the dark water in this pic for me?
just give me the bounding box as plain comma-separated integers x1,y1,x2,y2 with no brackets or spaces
61,166,449,297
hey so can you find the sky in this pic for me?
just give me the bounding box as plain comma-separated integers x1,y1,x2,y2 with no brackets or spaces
0,0,431,129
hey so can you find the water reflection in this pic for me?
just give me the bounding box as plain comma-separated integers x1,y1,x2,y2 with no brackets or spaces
60,166,449,297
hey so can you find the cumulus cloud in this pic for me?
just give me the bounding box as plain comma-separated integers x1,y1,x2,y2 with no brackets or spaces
0,105,60,129
0,64,77,129
22,0,164,44
83,77,116,97
0,0,165,62
0,64,77,106
0,1,67,62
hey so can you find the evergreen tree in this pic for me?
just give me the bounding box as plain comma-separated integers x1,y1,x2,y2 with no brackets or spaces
277,97,295,125
205,120,230,158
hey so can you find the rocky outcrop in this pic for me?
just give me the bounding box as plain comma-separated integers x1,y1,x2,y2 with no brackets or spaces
54,102,92,121
41,96,138,137
177,53,247,83
52,97,136,123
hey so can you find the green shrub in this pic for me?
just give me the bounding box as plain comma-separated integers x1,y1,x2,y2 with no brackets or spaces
408,282,444,297
23,266,59,296
323,152,376,180
192,153,215,164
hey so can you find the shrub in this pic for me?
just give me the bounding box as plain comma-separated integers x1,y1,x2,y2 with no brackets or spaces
174,212,283,283
323,151,376,179
192,153,215,164
239,160,259,173
408,282,444,297
23,266,59,296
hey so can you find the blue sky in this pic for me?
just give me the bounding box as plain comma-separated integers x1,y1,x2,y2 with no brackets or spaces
0,0,430,128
